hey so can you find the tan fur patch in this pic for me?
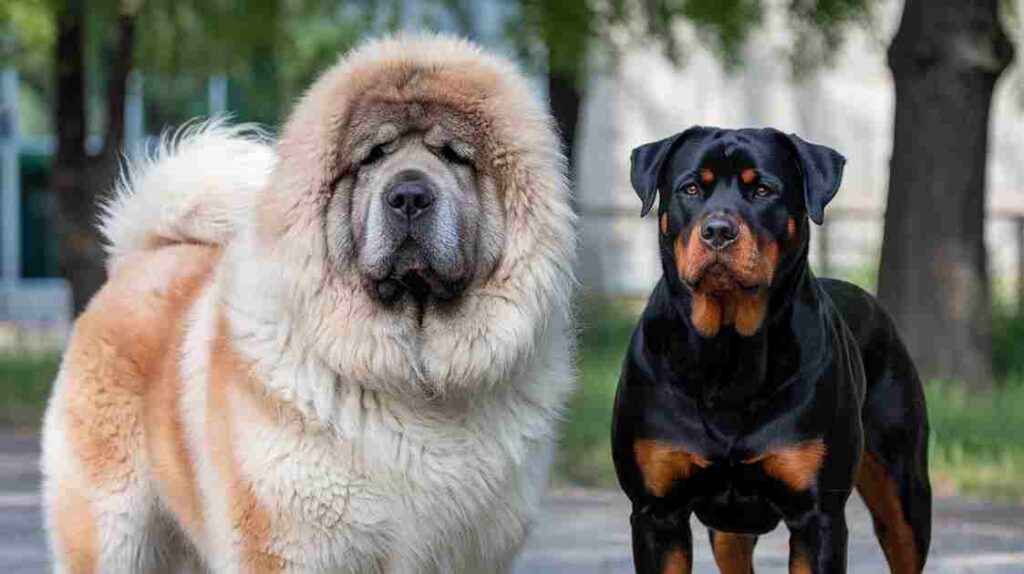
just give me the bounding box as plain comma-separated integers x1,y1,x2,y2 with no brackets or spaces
787,217,797,240
711,531,756,574
700,167,714,184
634,439,709,498
62,245,219,490
675,218,778,337
856,453,919,573
663,546,691,574
660,213,668,235
690,291,723,338
740,168,756,185
789,539,813,574
209,315,285,573
745,440,827,492
50,483,96,574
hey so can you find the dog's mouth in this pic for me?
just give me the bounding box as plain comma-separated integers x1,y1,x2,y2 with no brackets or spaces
370,264,467,327
374,269,455,304
686,260,762,295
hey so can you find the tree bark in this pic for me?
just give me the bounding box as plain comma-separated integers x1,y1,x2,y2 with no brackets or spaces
547,70,582,183
53,2,138,315
879,0,1013,389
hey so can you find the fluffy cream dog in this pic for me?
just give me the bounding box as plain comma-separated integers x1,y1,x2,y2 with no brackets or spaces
41,35,575,573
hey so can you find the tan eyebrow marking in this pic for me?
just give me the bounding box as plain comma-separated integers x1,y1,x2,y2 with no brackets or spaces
740,168,756,185
700,168,714,184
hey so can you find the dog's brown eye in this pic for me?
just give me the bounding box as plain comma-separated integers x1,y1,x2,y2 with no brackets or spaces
754,185,774,198
682,183,701,196
360,144,386,166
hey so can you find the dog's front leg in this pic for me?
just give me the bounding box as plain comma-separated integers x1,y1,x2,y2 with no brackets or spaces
630,504,693,574
785,498,849,574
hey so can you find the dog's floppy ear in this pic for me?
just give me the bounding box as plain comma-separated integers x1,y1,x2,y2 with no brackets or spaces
784,133,845,225
630,126,709,217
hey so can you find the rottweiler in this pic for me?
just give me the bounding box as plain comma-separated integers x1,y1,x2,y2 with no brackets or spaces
611,127,931,573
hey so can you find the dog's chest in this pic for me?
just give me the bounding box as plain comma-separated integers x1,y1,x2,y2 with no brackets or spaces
231,387,547,571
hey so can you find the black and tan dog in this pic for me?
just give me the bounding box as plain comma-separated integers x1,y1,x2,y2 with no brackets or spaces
611,127,931,573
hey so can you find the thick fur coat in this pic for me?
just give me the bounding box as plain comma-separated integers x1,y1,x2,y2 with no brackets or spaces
41,35,576,574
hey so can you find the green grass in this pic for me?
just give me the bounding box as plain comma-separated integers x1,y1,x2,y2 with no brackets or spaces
554,298,1024,500
926,379,1024,499
0,351,60,428
552,296,641,486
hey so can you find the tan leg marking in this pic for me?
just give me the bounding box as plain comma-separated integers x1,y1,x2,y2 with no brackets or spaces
787,217,797,240
711,531,756,574
744,439,827,492
661,213,669,234
209,315,285,574
634,439,709,498
663,546,691,574
789,538,812,574
50,483,97,574
856,453,919,574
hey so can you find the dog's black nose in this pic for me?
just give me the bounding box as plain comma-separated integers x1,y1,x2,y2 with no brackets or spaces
385,181,435,220
700,215,739,249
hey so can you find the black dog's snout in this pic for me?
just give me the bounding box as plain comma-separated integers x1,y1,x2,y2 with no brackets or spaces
700,214,739,250
385,180,435,220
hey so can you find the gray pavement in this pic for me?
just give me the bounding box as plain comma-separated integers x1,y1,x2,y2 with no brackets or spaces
2,432,1021,573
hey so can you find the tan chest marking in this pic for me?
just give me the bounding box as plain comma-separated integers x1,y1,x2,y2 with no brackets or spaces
634,439,710,497
743,439,827,492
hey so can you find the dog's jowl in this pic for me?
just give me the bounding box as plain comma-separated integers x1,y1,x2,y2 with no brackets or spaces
612,127,931,574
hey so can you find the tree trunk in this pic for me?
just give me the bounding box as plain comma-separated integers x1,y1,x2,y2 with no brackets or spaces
52,2,137,315
547,70,582,183
878,0,1013,389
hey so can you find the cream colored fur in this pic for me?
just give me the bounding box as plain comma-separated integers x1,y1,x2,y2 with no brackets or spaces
99,120,275,271
42,34,576,574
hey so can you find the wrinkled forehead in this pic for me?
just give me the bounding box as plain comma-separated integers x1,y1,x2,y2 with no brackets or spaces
665,129,799,183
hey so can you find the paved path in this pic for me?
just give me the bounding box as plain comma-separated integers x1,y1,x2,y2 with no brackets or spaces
2,432,1021,573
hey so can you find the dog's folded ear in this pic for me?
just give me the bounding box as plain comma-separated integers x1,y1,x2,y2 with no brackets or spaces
784,133,846,225
630,126,710,217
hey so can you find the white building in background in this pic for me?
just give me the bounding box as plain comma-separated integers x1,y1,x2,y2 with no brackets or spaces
575,1,1024,296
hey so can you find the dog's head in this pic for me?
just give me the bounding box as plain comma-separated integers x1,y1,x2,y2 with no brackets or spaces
248,35,575,397
342,115,501,312
630,126,844,337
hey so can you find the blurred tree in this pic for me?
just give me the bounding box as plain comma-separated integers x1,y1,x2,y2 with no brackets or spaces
878,0,1014,389
4,0,368,314
50,0,134,314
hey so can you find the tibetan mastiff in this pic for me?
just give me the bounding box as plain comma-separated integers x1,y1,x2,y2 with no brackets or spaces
42,35,576,573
